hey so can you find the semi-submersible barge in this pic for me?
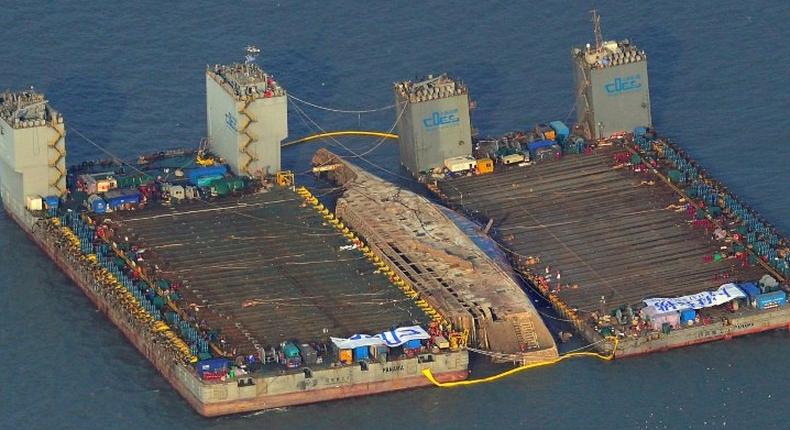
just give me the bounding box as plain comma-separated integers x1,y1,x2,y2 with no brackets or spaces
2,14,789,415
414,15,790,357
0,48,556,415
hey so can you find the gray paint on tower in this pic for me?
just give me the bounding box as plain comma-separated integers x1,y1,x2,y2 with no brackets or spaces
394,74,473,174
573,38,652,139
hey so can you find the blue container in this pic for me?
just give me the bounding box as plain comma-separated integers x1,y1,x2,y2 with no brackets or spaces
44,195,60,209
756,291,787,310
549,121,570,143
680,309,696,323
405,339,422,350
527,139,556,155
104,189,141,209
196,358,229,374
187,165,228,185
353,346,369,361
738,282,761,298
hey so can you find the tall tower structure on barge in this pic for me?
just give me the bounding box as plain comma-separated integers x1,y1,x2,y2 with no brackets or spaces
0,90,66,220
394,74,473,174
206,47,288,177
572,11,652,139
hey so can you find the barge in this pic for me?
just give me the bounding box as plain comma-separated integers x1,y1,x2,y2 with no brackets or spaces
431,136,790,357
413,14,790,357
0,53,481,416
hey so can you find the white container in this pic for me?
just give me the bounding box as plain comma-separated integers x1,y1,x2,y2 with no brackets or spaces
444,155,477,173
501,153,526,165
25,195,43,211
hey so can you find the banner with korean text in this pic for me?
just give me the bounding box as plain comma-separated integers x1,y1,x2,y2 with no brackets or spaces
643,283,745,313
330,325,430,350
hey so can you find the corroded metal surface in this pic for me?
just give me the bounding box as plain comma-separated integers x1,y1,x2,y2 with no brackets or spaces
437,145,766,315
313,149,558,363
105,188,427,355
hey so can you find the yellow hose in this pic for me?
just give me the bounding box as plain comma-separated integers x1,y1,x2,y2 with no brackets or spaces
282,131,398,147
422,337,618,387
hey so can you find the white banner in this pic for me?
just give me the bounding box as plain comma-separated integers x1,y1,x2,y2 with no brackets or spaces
643,283,745,313
330,325,430,350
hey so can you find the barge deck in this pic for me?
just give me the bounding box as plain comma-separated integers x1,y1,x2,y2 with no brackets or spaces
433,137,790,357
104,188,429,355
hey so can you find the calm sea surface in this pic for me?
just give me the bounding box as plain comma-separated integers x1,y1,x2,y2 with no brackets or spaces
2,1,789,429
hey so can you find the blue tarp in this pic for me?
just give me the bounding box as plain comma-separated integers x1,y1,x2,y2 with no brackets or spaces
404,339,421,350
738,282,760,298
104,189,141,208
527,139,556,154
196,358,229,374
187,165,228,185
44,196,60,208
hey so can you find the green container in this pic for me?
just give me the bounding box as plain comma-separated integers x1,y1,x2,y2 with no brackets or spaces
667,169,684,183
152,296,166,309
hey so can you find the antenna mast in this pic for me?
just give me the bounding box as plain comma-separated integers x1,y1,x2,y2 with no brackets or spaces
591,9,603,51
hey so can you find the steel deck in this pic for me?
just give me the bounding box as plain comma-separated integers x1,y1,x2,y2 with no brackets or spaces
105,188,427,355
437,144,767,314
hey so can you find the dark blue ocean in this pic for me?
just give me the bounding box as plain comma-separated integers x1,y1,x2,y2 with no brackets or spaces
2,1,789,429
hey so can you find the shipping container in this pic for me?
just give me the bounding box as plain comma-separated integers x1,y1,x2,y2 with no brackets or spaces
104,189,142,210
25,195,43,211
338,349,353,364
476,158,494,174
549,121,570,143
756,291,787,310
680,309,696,323
738,282,760,298
353,346,369,362
501,153,526,165
444,155,477,173
44,196,60,209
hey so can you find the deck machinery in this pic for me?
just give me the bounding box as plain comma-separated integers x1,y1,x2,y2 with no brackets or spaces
1,84,469,416
394,74,473,174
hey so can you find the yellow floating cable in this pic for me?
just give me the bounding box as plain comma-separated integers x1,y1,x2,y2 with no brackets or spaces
282,130,399,147
423,337,619,387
